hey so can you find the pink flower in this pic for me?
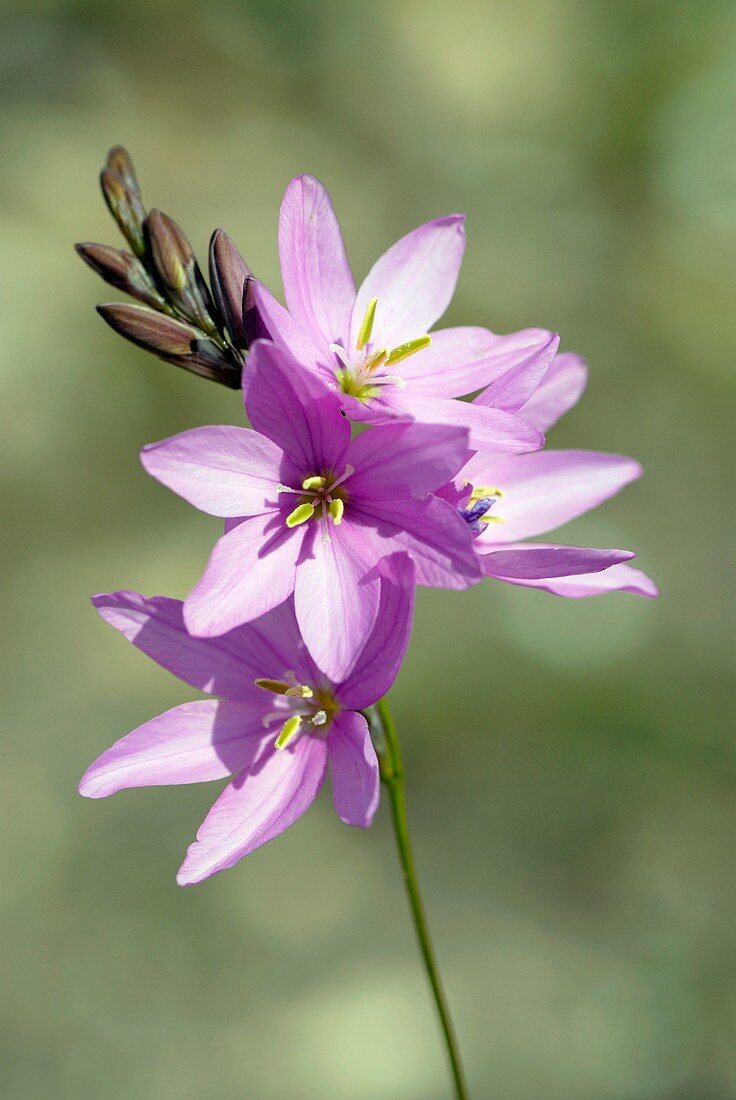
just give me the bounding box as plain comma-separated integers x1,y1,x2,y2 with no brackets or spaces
442,351,658,597
252,173,553,452
79,554,415,885
141,338,480,680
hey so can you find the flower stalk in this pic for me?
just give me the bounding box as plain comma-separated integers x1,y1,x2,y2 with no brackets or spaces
373,697,470,1100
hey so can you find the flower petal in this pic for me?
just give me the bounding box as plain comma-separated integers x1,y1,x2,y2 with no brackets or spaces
473,332,560,413
518,352,588,432
328,712,380,828
390,392,544,454
347,422,470,501
486,559,659,598
480,543,635,580
243,339,350,474
293,521,381,683
350,215,466,350
249,281,326,367
80,699,268,798
338,553,415,709
463,449,642,542
398,327,557,398
176,735,328,884
140,426,284,517
184,512,301,637
279,174,355,348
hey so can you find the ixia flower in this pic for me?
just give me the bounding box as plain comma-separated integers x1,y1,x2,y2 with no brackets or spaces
442,351,658,596
251,173,552,452
141,339,481,680
80,554,415,885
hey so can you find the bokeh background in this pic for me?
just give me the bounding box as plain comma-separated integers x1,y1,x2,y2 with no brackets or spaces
2,1,735,1097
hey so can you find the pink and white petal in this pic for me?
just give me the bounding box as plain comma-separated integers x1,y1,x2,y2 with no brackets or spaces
473,333,560,414
140,426,284,517
338,553,416,709
350,215,466,350
243,339,350,474
279,174,355,348
392,392,543,454
355,496,481,590
249,281,326,368
347,422,470,501
396,327,557,398
328,712,380,828
464,449,643,543
80,699,269,798
480,543,635,580
519,352,588,432
490,560,659,599
177,735,329,884
293,521,381,683
184,513,301,638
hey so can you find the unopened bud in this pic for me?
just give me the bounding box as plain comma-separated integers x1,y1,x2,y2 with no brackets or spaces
105,146,142,197
100,168,147,258
146,209,219,336
209,229,252,349
75,242,168,311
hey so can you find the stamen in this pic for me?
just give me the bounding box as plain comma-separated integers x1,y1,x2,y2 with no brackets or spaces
470,485,505,500
311,710,328,727
276,483,300,495
385,334,431,365
285,685,313,699
254,678,291,695
364,348,388,373
302,475,327,491
274,715,302,750
286,502,315,527
326,463,354,493
356,297,378,350
329,343,352,369
480,514,507,524
329,498,344,525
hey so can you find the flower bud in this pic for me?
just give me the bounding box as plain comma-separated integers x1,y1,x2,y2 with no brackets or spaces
146,209,219,336
100,168,148,258
105,146,141,196
208,229,252,349
75,242,168,311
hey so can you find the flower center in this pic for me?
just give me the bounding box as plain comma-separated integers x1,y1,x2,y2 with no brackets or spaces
254,672,340,749
459,484,507,536
277,464,354,541
329,297,431,401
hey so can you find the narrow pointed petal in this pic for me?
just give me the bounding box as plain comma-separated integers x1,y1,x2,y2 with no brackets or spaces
249,281,326,366
519,352,589,432
184,513,301,637
293,522,381,683
396,326,557,398
328,712,380,828
80,700,268,798
464,450,643,542
338,553,415,709
480,543,635,580
484,557,659,598
474,332,560,413
390,391,544,454
243,339,350,474
141,426,284,517
347,422,470,501
177,735,328,884
350,215,466,350
279,174,355,347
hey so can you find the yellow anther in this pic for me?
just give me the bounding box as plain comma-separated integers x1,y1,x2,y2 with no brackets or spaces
364,348,388,373
274,715,302,750
302,475,327,491
254,678,292,695
480,514,507,524
286,502,315,527
329,498,344,525
385,335,432,365
285,685,313,699
356,297,378,350
470,485,505,502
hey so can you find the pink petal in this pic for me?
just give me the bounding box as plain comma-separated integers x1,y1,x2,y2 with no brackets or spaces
338,553,416,709
347,422,470,501
480,543,635,580
243,339,350,475
391,391,544,454
489,560,659,598
184,512,301,637
79,699,268,798
328,712,380,828
279,174,355,348
249,281,325,367
398,326,557,398
473,332,560,413
140,426,284,517
293,521,381,683
463,449,643,542
519,352,588,432
350,215,466,350
176,735,329,884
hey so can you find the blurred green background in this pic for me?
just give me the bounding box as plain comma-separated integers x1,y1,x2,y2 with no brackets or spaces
2,1,735,1097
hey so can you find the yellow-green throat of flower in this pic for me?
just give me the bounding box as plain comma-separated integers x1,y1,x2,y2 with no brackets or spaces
330,297,431,401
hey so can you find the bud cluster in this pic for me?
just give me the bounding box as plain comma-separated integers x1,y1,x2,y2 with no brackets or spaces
76,147,266,387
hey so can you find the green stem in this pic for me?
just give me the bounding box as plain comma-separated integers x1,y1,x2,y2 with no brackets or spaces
375,697,470,1100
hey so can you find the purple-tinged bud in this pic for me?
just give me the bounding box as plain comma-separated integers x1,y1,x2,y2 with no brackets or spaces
100,168,148,259
209,229,252,349
243,277,272,345
105,146,141,197
146,209,220,337
96,303,241,388
75,242,169,311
